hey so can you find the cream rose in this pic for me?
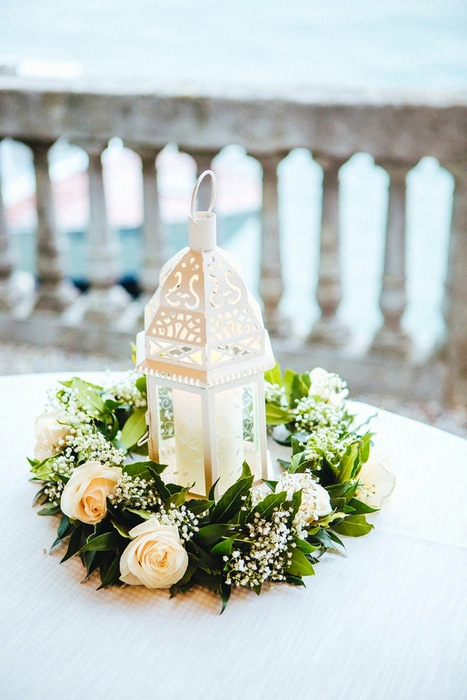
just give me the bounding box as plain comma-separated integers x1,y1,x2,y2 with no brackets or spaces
120,520,189,589
276,472,332,522
34,411,71,461
355,453,396,508
60,461,122,525
308,367,349,408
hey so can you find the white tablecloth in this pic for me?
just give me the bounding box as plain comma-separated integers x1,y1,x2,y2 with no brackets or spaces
0,372,466,700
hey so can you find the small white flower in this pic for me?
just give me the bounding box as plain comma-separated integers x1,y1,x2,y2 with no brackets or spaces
308,367,349,407
275,472,332,523
34,411,71,462
264,381,287,407
303,426,355,467
355,453,396,508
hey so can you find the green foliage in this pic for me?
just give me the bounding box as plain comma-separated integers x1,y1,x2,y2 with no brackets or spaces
209,475,254,523
264,362,283,386
120,407,147,450
285,548,315,578
265,404,291,426
29,362,384,612
331,514,374,537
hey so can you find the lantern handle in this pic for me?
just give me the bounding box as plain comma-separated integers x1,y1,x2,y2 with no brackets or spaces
191,170,217,224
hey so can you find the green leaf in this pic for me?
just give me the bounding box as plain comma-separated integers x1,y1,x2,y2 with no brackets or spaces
57,514,71,538
123,460,166,479
194,568,221,593
120,407,147,450
338,442,360,483
78,531,122,554
32,486,47,506
178,559,198,587
326,481,357,500
220,581,231,614
152,473,171,501
124,507,153,520
347,497,379,514
285,574,306,587
60,525,83,562
284,489,302,521
208,479,220,501
265,403,291,426
264,362,283,386
289,452,305,474
300,372,311,390
290,373,309,407
241,461,252,479
97,552,122,589
285,548,315,578
332,514,374,537
111,519,132,539
360,432,372,463
170,578,197,598
102,412,120,441
196,524,235,546
209,475,254,523
263,479,278,492
71,377,105,416
211,535,237,557
295,537,319,554
327,530,345,550
103,398,122,411
283,368,295,405
50,515,74,550
309,527,342,552
250,491,286,521
165,485,190,509
193,546,221,573
184,498,213,516
38,504,61,516
135,375,147,394
30,457,58,482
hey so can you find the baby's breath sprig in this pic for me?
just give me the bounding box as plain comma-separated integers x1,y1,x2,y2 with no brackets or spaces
225,508,295,589
110,473,161,511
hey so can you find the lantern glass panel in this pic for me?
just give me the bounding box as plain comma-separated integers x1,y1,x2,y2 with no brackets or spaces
155,385,206,495
241,381,262,479
213,381,262,494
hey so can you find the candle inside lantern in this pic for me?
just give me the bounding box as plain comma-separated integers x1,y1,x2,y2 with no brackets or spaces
214,386,244,494
172,388,205,492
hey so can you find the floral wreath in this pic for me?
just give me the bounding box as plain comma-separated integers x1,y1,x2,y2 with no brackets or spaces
29,363,395,612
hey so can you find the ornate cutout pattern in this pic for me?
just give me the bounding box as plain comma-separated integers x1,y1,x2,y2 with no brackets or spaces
144,247,267,373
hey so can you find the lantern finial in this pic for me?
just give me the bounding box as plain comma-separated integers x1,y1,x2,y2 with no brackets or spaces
188,170,217,251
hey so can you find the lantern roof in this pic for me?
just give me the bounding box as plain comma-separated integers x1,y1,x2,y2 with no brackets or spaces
136,171,274,388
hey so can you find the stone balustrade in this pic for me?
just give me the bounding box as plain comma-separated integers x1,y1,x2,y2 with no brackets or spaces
0,77,466,404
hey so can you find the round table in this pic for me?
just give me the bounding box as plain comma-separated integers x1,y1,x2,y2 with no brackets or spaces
0,372,466,700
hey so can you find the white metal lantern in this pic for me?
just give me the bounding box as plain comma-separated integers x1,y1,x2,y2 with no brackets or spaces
136,170,275,497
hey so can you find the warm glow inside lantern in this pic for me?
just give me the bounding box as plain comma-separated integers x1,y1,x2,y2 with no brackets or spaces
136,171,275,497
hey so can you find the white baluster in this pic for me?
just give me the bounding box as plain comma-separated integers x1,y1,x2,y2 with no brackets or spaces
309,155,350,345
0,142,35,312
81,143,130,324
29,141,77,312
256,152,290,336
371,161,412,355
443,163,467,405
135,146,167,303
